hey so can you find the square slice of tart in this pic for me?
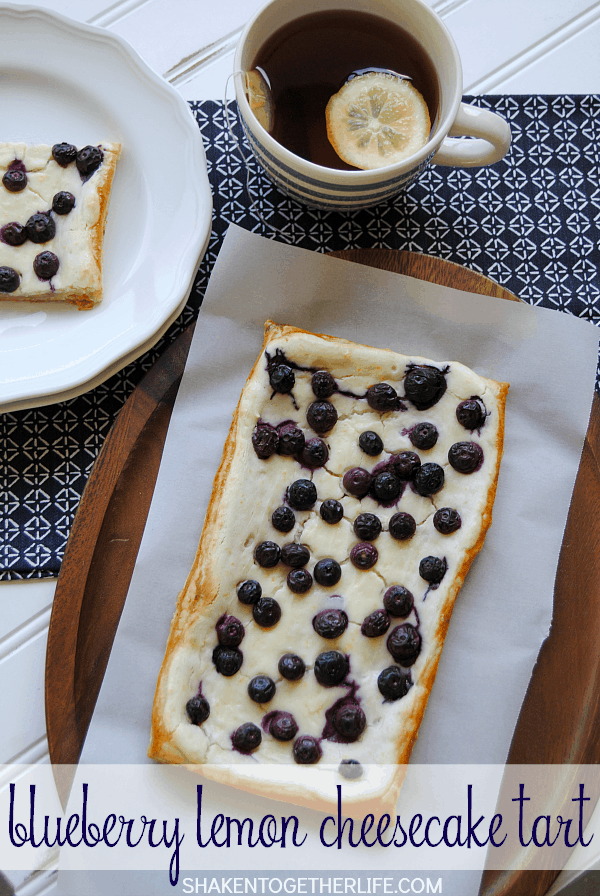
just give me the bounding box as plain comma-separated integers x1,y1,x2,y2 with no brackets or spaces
149,321,509,811
0,141,121,309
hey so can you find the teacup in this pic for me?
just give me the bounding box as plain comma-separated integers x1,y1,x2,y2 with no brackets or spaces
233,0,511,210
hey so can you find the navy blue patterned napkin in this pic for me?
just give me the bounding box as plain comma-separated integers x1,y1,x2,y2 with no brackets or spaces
1,96,599,579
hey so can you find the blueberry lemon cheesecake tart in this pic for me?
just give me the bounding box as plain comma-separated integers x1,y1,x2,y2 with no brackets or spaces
0,141,120,308
149,322,508,809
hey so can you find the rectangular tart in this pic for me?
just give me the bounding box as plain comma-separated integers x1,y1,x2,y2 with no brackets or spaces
0,141,121,309
149,321,508,810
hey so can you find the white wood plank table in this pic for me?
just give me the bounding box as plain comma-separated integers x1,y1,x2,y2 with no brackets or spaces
2,1,600,894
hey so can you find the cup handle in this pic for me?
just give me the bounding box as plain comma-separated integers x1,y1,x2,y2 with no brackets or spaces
432,102,511,168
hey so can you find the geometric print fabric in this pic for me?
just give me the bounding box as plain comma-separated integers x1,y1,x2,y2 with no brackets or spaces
1,96,599,579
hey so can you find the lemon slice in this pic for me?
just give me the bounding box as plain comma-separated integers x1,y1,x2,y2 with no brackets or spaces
325,72,431,169
244,68,274,133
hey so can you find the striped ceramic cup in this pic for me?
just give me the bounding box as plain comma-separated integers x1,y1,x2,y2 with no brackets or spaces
233,0,511,211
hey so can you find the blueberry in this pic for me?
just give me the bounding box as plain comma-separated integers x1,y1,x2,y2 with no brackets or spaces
33,251,59,281
343,467,372,498
353,512,382,541
413,463,445,496
307,400,338,433
277,422,305,455
387,624,421,665
1,222,27,246
2,169,27,192
383,585,414,618
361,609,390,638
313,558,342,587
52,143,77,167
333,704,366,741
404,365,447,409
237,579,262,605
248,675,276,703
456,397,486,430
367,383,400,411
301,438,329,468
287,479,317,510
269,363,295,393
320,499,344,524
287,568,313,593
52,191,75,215
311,370,336,398
216,614,245,647
391,451,421,480
314,650,349,686
252,422,279,458
388,512,416,541
339,759,363,779
253,597,281,627
76,145,103,180
350,542,378,569
419,555,447,584
409,422,439,450
26,212,55,244
370,471,402,503
212,646,243,676
186,695,210,725
278,653,305,680
254,541,280,568
281,542,310,568
312,609,348,639
272,505,295,533
269,712,298,741
293,735,322,764
358,430,383,456
0,267,20,293
378,666,412,701
433,508,462,534
448,442,483,474
232,722,262,753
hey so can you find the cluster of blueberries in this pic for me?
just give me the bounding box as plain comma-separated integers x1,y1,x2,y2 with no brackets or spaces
185,358,490,765
253,469,452,596
252,360,488,587
186,568,422,763
185,556,425,765
265,350,451,412
0,143,103,293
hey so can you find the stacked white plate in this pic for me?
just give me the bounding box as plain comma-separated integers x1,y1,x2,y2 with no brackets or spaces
0,4,212,412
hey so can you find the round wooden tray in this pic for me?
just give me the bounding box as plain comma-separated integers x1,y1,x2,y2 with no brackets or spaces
45,249,600,896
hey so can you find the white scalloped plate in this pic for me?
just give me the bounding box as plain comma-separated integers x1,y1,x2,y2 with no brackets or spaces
0,4,212,413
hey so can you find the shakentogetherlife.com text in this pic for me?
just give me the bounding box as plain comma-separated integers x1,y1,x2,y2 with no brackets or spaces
180,877,443,894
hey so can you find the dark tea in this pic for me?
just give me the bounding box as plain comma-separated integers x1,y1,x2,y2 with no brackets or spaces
251,9,439,170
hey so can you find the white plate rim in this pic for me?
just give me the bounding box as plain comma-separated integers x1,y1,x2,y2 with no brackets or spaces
0,3,213,413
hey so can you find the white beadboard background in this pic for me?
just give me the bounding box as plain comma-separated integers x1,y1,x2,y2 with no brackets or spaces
1,1,600,894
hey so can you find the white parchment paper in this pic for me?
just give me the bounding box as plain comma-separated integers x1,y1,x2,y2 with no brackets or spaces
77,225,599,893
